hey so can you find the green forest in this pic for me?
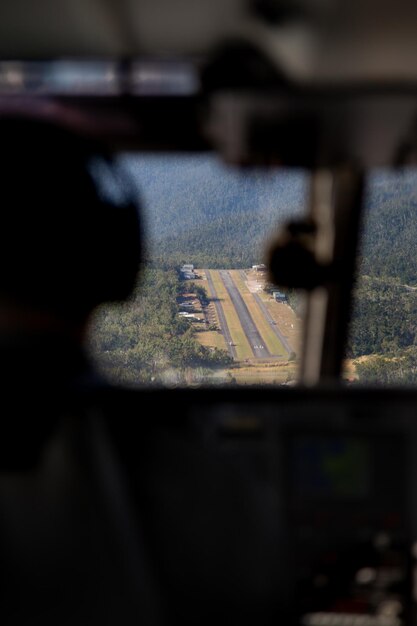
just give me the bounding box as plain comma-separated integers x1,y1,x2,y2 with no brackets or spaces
88,269,232,386
148,211,275,269
348,277,417,357
347,169,417,382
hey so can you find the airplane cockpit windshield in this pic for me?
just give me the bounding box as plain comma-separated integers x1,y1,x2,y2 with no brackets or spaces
1,60,415,389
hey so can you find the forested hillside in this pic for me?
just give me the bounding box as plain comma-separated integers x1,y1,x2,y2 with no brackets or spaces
120,154,308,267
88,269,232,386
348,169,417,381
347,276,417,356
359,169,417,283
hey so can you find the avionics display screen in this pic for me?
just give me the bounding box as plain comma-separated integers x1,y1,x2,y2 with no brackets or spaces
292,436,372,500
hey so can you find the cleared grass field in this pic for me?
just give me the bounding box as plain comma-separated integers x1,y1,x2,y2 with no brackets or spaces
197,329,227,351
228,363,297,385
229,270,286,357
210,270,254,360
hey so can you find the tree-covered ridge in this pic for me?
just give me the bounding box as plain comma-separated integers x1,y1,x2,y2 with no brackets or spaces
119,154,308,267
88,269,232,386
348,276,417,357
344,169,417,381
150,212,280,269
119,155,417,280
359,169,417,284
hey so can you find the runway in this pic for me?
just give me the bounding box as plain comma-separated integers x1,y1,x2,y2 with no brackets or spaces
219,270,270,359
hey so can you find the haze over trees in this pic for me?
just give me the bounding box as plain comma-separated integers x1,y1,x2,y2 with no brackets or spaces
120,154,308,268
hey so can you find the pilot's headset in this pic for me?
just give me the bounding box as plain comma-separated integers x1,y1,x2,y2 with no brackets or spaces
0,117,142,319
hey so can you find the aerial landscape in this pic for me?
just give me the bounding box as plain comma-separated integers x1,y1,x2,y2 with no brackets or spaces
88,156,417,387
178,265,300,384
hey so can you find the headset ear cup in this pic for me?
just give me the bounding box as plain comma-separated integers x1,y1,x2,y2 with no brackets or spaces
94,202,142,304
58,200,142,314
0,116,142,317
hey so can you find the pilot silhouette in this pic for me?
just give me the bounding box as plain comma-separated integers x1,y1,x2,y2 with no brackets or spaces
0,116,141,390
0,115,153,626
